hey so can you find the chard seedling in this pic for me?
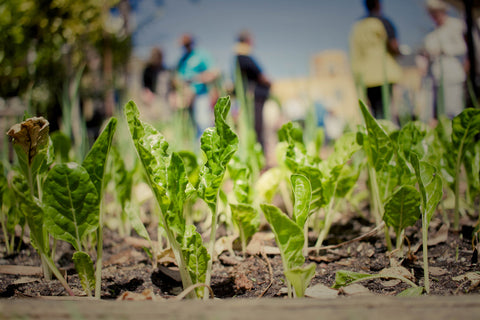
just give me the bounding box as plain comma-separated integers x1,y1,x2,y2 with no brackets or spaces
358,100,418,250
228,157,259,256
125,100,208,299
450,109,480,229
197,96,238,298
411,153,443,294
261,202,316,298
81,117,117,297
332,270,419,295
382,185,421,250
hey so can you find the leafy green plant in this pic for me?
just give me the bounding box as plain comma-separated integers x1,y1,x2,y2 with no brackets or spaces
332,270,419,295
261,200,316,298
382,185,421,250
411,154,443,294
125,100,209,299
7,117,75,295
197,96,238,297
450,109,480,229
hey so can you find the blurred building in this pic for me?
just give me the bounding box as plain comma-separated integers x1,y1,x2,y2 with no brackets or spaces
271,50,361,127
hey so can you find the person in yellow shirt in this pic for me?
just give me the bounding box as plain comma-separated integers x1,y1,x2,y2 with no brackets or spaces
350,0,403,119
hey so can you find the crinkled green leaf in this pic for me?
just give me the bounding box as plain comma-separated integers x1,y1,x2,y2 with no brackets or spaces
73,251,96,296
228,157,252,204
43,163,99,251
178,150,200,188
164,152,190,236
291,174,311,229
284,263,316,298
82,117,117,198
394,121,427,161
255,167,284,203
411,154,443,224
125,101,192,237
182,225,209,296
452,109,480,160
383,185,421,235
111,147,133,209
359,100,394,171
230,203,259,247
261,204,304,270
125,100,170,212
198,96,238,213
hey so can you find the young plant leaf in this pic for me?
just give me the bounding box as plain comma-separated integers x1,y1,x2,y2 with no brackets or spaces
332,270,417,289
230,203,259,251
198,96,239,213
397,287,424,297
359,100,394,172
182,225,210,296
383,185,421,238
72,251,96,296
261,204,305,270
411,154,443,224
82,117,117,197
332,270,374,289
291,174,311,229
43,163,99,251
126,201,151,242
284,263,316,298
451,109,480,158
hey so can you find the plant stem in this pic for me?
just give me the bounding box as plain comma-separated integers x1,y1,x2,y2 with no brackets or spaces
204,195,219,300
95,220,103,298
454,150,463,230
422,213,430,294
42,253,75,296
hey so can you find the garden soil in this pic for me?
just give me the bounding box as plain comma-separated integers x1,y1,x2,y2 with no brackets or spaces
1,210,480,319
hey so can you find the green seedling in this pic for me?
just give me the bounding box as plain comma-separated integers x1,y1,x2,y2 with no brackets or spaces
7,117,74,295
81,117,117,297
197,96,238,298
332,270,419,295
383,185,421,250
450,109,480,229
261,201,316,298
125,100,209,299
229,157,259,256
411,154,443,294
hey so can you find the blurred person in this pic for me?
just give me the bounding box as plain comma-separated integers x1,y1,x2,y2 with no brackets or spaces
234,30,271,149
175,33,219,137
424,0,467,119
349,0,402,119
142,47,166,105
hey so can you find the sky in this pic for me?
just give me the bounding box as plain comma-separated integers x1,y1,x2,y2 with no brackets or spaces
131,0,448,81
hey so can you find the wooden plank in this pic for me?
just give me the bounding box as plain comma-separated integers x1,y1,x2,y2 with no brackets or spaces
1,296,480,320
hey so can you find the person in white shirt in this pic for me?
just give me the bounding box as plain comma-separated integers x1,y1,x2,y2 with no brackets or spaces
424,0,467,119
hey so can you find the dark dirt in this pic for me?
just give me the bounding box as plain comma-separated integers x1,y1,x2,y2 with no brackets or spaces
1,207,480,300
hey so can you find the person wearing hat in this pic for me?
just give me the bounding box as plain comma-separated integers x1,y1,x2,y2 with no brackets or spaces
349,0,402,120
175,33,219,137
424,0,467,119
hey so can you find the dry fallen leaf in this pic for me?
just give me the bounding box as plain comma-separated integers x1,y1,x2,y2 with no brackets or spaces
117,289,157,301
305,284,338,299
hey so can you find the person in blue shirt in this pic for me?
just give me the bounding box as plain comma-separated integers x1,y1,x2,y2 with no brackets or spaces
176,34,219,137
